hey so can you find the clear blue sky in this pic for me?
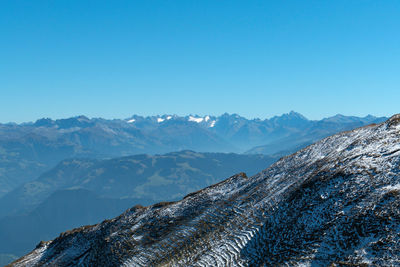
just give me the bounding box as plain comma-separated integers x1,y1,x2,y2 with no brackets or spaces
1,0,399,123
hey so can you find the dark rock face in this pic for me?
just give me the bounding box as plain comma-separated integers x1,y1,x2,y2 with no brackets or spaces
11,116,400,266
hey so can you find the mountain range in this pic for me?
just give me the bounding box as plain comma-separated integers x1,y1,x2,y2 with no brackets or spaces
0,111,389,265
11,114,400,266
0,112,386,197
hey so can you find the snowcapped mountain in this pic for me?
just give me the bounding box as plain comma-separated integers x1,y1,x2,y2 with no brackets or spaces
125,114,218,128
124,112,386,153
0,112,386,198
11,115,400,266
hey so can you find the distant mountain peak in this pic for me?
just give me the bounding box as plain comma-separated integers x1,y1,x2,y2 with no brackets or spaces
270,111,308,120
75,115,90,122
288,110,304,116
284,110,308,119
33,118,55,127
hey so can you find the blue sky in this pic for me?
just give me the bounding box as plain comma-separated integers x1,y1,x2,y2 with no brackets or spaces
1,0,399,123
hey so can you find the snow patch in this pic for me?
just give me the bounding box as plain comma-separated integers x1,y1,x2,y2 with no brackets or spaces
189,116,204,123
127,119,136,123
381,183,400,193
157,118,165,123
133,235,143,241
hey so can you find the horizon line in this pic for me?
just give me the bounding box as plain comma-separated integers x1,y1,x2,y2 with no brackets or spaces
0,111,389,125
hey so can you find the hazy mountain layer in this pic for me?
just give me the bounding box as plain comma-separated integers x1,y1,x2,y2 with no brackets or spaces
11,115,400,266
245,114,387,155
0,151,277,219
0,189,137,256
0,151,278,260
0,112,386,197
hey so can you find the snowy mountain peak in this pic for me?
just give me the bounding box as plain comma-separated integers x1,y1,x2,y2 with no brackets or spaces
186,115,217,128
188,115,205,123
288,110,307,118
11,115,400,266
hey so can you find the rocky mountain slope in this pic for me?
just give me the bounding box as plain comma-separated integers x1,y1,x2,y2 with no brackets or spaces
0,112,386,197
11,115,400,266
